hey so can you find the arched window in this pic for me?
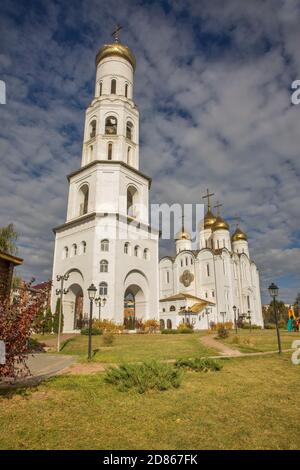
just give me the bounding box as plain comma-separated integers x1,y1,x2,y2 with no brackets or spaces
127,146,132,165
108,142,113,160
79,184,89,216
89,120,96,139
111,79,116,94
63,246,68,259
124,242,130,254
105,116,117,135
166,271,170,284
126,121,133,140
125,83,128,98
80,241,86,254
127,185,138,218
206,263,210,277
101,239,109,252
99,282,108,296
185,257,188,266
170,305,176,312
72,244,77,256
99,82,102,96
143,248,149,260
100,260,108,273
160,319,165,330
134,245,141,257
167,319,172,329
89,145,93,161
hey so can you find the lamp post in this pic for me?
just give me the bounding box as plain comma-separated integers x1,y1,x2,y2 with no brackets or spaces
268,282,282,354
233,305,238,334
55,273,69,352
247,310,252,333
205,307,212,330
87,283,97,360
95,296,107,321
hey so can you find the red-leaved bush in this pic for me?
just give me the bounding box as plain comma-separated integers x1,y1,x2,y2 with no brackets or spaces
0,280,51,379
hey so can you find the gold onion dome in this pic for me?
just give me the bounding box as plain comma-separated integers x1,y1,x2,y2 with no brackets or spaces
212,216,230,232
203,209,217,229
175,229,191,241
96,43,136,70
231,226,248,242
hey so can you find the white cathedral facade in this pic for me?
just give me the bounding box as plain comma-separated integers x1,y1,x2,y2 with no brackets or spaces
51,34,263,332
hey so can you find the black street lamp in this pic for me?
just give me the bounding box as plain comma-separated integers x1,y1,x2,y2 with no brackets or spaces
233,305,238,334
268,282,282,354
87,283,97,360
55,273,69,352
247,310,252,333
95,296,107,321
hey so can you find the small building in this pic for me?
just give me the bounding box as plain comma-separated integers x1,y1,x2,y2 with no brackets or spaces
0,250,23,301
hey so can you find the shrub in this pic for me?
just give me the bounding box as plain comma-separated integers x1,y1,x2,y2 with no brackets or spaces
217,326,229,339
242,323,262,329
93,319,124,333
81,327,103,336
104,361,183,393
102,331,115,346
175,357,223,372
264,323,276,329
177,323,194,334
224,321,233,330
161,329,179,334
142,319,160,333
27,337,46,352
278,319,287,329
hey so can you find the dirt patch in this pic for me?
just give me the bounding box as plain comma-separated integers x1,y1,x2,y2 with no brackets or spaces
200,335,243,356
65,362,113,375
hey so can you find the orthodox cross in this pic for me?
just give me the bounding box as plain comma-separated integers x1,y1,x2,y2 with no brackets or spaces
112,23,122,43
214,201,223,216
180,211,185,232
231,214,241,228
202,189,214,211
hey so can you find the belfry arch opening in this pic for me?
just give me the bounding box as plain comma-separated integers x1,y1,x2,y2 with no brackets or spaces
64,283,84,331
78,184,89,216
127,185,138,218
124,284,146,330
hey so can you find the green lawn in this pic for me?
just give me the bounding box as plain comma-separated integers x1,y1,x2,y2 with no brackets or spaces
58,332,218,363
219,329,299,353
1,354,299,450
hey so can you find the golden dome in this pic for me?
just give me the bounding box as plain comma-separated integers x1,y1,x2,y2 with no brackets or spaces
96,43,136,70
203,209,217,229
175,230,191,241
231,226,248,242
212,216,230,232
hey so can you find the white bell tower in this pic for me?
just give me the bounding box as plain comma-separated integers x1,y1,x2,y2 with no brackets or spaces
51,28,160,332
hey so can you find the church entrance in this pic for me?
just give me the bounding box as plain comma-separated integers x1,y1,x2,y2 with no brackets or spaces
123,284,146,330
64,283,84,331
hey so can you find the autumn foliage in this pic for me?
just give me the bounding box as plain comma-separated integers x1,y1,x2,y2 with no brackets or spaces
0,280,51,379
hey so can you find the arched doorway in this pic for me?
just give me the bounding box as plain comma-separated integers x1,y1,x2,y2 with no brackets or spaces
64,283,84,331
124,284,146,330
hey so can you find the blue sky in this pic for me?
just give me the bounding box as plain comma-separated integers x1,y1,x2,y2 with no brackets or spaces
0,0,300,304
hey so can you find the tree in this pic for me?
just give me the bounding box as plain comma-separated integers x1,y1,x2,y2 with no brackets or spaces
263,300,288,324
294,293,300,316
53,298,64,333
0,281,51,378
0,223,18,255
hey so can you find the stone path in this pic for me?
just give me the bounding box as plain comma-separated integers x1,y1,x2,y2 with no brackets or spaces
199,334,293,359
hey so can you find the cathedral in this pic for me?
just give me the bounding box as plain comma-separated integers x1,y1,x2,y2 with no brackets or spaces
51,32,263,332
159,194,263,330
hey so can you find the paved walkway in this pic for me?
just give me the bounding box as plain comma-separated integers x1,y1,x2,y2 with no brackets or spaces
0,354,77,389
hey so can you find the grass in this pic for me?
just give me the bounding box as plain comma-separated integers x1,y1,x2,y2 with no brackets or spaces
219,329,299,353
57,332,218,363
0,353,299,449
